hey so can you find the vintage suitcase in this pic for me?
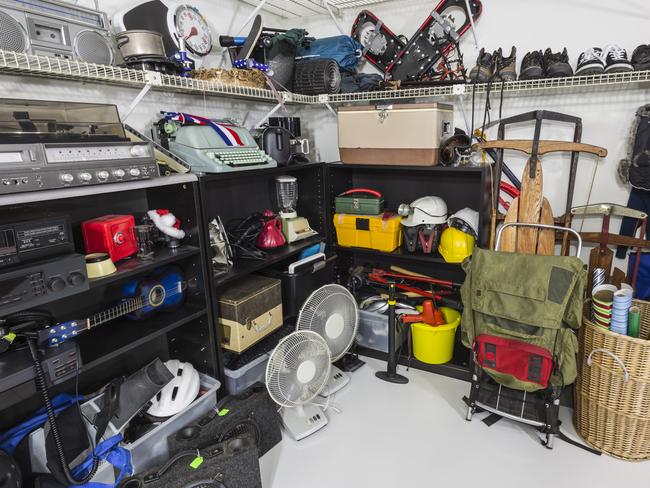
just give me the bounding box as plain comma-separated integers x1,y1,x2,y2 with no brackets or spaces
337,103,454,166
218,275,283,353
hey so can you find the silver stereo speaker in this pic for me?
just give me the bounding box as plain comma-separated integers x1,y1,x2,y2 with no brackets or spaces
0,0,115,65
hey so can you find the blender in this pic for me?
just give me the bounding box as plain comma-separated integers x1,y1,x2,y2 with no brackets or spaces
275,176,318,243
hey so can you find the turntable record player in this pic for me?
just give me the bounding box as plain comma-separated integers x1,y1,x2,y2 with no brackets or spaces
0,99,160,195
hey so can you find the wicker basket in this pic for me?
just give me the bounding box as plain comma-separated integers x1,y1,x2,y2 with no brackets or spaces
574,299,650,461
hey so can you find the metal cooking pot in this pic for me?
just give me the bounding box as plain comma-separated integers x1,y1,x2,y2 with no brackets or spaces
115,30,166,60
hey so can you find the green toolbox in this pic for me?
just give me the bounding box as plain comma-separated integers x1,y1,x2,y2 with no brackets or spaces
334,188,385,215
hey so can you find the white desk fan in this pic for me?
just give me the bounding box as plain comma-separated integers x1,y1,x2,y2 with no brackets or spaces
296,284,359,397
265,330,332,441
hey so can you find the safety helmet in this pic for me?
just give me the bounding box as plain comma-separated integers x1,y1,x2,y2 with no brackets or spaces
399,197,448,227
438,227,475,263
147,360,200,418
448,207,479,239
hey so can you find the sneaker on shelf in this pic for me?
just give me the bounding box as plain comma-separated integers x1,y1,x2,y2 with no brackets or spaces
495,46,517,81
544,48,573,78
468,48,494,83
519,50,544,80
603,44,634,73
575,47,605,75
631,44,650,71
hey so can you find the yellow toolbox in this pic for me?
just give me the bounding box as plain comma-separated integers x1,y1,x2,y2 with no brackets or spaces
334,213,402,252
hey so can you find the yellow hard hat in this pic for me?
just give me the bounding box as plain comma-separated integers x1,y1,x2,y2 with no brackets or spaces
438,227,475,263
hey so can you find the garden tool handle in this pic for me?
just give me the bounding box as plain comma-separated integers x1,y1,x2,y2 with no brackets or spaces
496,223,582,255
472,140,608,157
587,349,629,383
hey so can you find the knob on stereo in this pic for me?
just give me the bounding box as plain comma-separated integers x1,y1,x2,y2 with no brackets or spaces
79,172,92,182
47,277,66,292
113,169,126,178
129,168,141,177
114,232,126,245
60,173,74,184
130,145,149,158
96,170,110,180
67,272,86,286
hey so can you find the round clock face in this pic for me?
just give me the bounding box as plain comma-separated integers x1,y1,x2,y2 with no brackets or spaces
174,5,212,56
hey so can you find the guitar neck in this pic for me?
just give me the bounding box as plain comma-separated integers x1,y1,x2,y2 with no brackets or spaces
88,296,145,329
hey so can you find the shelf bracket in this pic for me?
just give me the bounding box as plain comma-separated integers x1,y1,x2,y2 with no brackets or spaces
324,102,337,117
122,80,155,122
464,0,479,49
323,1,345,36
252,101,284,129
237,0,269,36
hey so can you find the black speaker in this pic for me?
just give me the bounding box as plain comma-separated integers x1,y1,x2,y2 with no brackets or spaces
167,383,281,458
118,435,261,488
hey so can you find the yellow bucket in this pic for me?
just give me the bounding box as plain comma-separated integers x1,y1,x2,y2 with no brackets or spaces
411,307,461,364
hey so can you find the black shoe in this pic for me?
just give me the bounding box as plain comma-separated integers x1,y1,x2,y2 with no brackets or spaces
519,50,544,80
602,45,634,73
495,46,517,81
468,48,494,83
632,44,650,71
544,48,573,78
575,47,605,76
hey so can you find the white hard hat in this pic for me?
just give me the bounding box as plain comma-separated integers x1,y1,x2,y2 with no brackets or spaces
147,360,200,418
449,207,479,238
400,197,448,227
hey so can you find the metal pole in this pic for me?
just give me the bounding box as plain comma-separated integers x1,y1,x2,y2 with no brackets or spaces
236,0,269,36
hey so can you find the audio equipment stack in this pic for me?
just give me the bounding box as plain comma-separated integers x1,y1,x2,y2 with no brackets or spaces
0,98,160,195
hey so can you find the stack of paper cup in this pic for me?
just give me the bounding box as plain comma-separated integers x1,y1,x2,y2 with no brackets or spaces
611,288,633,335
592,284,616,328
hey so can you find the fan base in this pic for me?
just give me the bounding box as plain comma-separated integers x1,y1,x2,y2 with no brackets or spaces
375,371,409,384
319,365,350,397
336,353,365,372
282,404,328,441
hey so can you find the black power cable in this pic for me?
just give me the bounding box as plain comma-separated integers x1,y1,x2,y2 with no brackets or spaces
3,312,98,485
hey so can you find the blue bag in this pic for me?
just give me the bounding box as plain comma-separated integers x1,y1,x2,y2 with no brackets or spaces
298,36,362,71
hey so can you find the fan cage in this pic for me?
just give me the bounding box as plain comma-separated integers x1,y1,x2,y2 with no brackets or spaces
265,330,332,408
296,284,359,361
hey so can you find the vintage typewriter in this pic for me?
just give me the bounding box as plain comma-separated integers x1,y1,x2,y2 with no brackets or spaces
156,112,277,174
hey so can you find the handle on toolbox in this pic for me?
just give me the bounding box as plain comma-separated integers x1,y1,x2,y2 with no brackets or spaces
339,188,382,198
495,223,582,256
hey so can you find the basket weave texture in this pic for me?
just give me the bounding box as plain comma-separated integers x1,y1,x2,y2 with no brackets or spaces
574,299,650,461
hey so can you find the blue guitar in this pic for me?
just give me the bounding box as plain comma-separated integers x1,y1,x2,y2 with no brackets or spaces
39,267,186,347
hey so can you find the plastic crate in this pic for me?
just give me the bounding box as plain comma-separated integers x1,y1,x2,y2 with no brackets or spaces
224,353,270,395
356,309,407,353
86,373,220,482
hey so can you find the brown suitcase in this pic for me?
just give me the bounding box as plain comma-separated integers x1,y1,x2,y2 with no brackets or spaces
218,275,283,353
337,102,454,166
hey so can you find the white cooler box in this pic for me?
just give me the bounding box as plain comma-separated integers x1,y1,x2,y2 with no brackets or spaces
338,103,454,166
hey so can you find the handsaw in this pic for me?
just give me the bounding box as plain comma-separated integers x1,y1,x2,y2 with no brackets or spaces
474,140,608,254
571,204,648,286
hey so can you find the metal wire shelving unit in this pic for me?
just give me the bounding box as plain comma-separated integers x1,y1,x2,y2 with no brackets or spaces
238,0,394,18
1,49,649,111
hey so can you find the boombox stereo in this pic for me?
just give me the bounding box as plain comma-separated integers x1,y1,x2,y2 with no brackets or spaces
0,0,116,65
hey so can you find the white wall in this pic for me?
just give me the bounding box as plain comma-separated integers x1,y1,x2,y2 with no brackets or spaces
298,0,650,267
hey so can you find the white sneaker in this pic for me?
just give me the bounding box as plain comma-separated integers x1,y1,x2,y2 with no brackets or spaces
575,47,605,75
603,44,634,73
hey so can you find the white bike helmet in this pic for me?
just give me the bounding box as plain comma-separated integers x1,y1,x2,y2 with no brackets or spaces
147,360,200,418
398,196,448,227
449,207,479,238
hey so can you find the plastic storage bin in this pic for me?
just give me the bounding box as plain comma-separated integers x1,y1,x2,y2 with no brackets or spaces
411,307,461,364
85,373,220,483
334,213,402,252
224,353,270,395
356,309,406,353
262,255,337,318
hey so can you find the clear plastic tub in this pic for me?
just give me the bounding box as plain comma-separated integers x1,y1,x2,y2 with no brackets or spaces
356,309,406,353
86,373,220,482
224,353,270,395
